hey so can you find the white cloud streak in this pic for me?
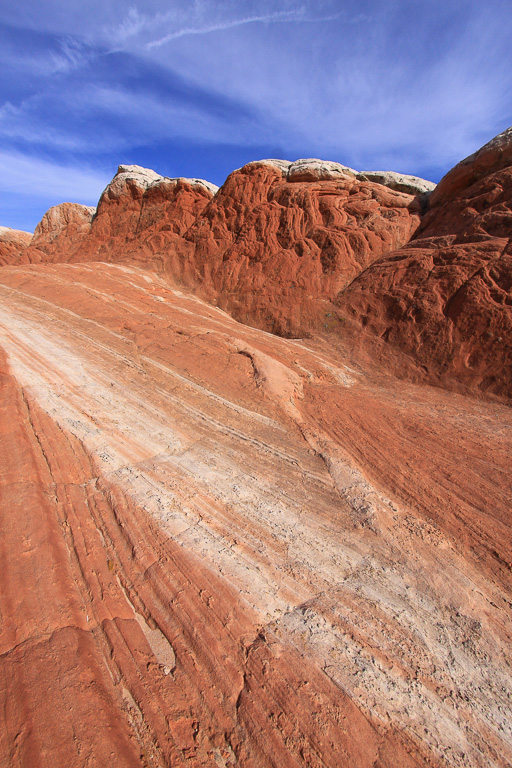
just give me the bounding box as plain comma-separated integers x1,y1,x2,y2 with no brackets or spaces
146,10,305,49
105,2,353,50
117,1,510,175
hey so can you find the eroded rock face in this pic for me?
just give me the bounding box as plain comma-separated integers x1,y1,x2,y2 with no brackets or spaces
17,203,96,265
10,160,426,337
4,131,511,399
72,165,219,265
172,161,424,336
0,262,511,767
0,226,33,265
429,125,512,206
338,130,512,399
15,165,219,270
356,170,436,196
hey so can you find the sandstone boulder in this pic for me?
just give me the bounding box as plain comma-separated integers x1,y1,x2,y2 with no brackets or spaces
0,226,32,265
338,127,512,399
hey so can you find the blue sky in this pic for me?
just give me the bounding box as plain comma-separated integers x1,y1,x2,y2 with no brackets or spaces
1,0,511,232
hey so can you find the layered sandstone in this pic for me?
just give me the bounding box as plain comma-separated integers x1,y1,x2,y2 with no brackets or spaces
1,262,511,768
9,131,512,401
14,160,427,337
337,127,512,399
0,226,32,265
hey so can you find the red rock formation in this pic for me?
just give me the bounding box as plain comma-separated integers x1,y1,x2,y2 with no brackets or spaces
0,262,511,767
337,127,512,399
4,129,512,400
1,128,512,768
0,226,32,265
75,165,219,266
13,160,426,337
9,131,512,401
14,203,96,265
17,167,217,270
170,160,425,336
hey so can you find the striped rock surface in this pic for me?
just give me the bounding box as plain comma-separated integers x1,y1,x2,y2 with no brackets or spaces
1,262,511,767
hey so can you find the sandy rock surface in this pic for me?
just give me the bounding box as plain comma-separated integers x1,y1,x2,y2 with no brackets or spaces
0,261,511,767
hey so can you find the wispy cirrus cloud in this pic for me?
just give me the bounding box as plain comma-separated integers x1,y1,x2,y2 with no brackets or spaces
146,9,306,49
47,37,95,74
106,2,353,50
1,0,512,233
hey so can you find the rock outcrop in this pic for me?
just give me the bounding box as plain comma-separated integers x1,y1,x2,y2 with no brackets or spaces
1,129,511,767
17,166,218,269
0,226,32,265
428,125,512,206
14,161,427,337
6,130,512,400
15,203,96,264
0,262,511,768
356,171,436,196
337,126,512,399
171,161,424,336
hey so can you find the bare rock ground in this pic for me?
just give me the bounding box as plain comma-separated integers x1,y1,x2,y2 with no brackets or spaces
1,262,511,767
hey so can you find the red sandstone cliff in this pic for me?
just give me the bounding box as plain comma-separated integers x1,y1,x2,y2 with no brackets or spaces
14,160,430,337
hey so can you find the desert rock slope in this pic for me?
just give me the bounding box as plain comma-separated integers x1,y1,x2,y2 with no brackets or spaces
1,130,511,768
0,227,32,265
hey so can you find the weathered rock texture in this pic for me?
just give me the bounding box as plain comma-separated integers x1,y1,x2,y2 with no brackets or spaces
0,262,511,768
170,161,424,336
1,130,511,767
0,226,32,265
10,132,512,399
356,171,436,196
338,127,512,399
14,161,426,337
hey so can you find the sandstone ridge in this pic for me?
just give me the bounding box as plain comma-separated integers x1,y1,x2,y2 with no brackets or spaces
1,130,512,768
9,156,429,338
3,128,512,401
0,226,32,265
